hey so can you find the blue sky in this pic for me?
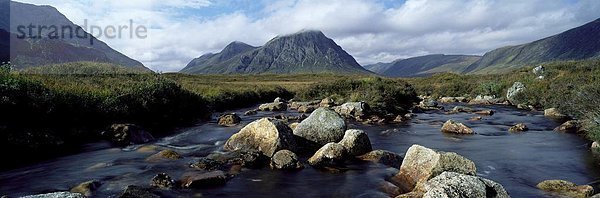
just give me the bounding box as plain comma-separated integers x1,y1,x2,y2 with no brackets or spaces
15,0,600,72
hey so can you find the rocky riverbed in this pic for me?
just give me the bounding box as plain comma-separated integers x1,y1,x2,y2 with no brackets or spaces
1,101,599,197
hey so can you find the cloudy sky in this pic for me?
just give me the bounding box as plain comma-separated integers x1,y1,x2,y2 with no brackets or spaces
14,0,600,72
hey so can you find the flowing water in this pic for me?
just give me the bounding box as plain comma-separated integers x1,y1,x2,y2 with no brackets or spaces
1,104,599,197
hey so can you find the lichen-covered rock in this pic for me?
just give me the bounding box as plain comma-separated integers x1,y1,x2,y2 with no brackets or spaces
554,120,582,134
509,123,529,132
357,150,403,168
441,120,474,134
270,150,303,170
105,124,154,145
259,102,287,111
421,172,510,198
224,118,296,157
308,143,347,167
544,108,569,120
218,113,241,126
181,171,227,188
21,192,85,198
507,82,526,105
298,105,316,113
294,108,347,149
70,180,101,197
537,180,594,198
334,102,370,118
150,173,174,189
119,185,160,198
392,145,477,193
146,149,182,162
338,129,372,156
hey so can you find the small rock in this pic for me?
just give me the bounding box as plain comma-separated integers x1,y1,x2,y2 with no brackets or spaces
244,109,258,116
258,102,287,111
439,97,467,103
537,180,594,198
449,106,474,114
218,113,241,126
544,108,569,120
469,116,483,121
298,105,315,113
150,173,174,189
289,122,299,131
421,172,509,198
224,118,296,157
441,120,474,134
338,129,373,156
308,143,347,168
70,180,101,197
21,192,85,198
554,120,582,134
592,142,599,153
533,65,545,76
333,102,371,119
274,97,288,103
207,150,269,169
469,95,504,105
146,149,182,162
119,185,160,198
190,158,223,171
474,109,495,116
320,98,335,107
181,171,227,188
356,150,403,168
391,145,477,193
270,150,304,170
509,123,529,132
105,124,154,145
294,108,347,150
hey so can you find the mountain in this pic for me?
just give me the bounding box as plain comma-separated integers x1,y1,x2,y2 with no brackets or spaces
365,54,481,77
181,30,371,74
465,18,600,74
0,0,149,71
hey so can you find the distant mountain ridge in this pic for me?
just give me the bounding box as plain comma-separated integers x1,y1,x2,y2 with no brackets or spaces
0,0,149,71
181,30,371,74
364,54,481,77
464,18,600,73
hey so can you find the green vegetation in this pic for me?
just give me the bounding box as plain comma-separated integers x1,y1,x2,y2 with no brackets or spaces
19,62,152,74
406,59,600,143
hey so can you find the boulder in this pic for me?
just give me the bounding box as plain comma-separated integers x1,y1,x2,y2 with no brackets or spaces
224,118,296,157
289,122,299,131
181,171,227,188
338,129,373,156
554,120,582,134
290,101,319,110
391,145,477,193
298,105,316,113
21,192,85,198
308,143,347,167
469,95,503,105
439,97,467,103
274,97,288,103
506,82,526,105
119,185,160,198
420,99,439,108
293,108,347,149
206,150,270,169
474,109,495,116
191,158,224,171
259,102,287,111
537,180,594,198
379,181,402,197
244,109,258,116
334,102,370,118
509,123,529,132
533,65,545,76
106,124,154,145
320,97,335,107
441,120,474,134
544,108,569,120
592,142,599,153
270,150,304,170
146,149,182,162
150,173,174,189
70,180,101,197
218,113,241,126
420,172,509,198
357,150,403,168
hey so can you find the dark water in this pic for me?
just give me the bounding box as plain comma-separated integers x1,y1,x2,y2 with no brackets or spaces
1,104,599,197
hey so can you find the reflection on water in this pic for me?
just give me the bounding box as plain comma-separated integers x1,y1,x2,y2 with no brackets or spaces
1,104,598,197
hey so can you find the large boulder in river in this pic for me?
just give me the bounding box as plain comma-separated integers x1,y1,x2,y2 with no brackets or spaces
334,102,370,118
145,149,182,162
554,120,582,134
441,120,474,134
293,108,347,149
224,118,296,157
259,102,287,111
270,150,303,170
70,180,101,197
420,172,509,198
357,150,403,168
218,113,241,126
506,82,526,105
181,171,227,188
537,180,594,198
308,143,347,168
106,124,154,145
544,108,569,120
338,129,372,156
392,145,477,193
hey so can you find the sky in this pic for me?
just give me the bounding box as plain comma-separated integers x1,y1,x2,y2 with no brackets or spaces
13,0,600,72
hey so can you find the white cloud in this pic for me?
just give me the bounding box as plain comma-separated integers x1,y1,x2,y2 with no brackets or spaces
13,0,600,71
